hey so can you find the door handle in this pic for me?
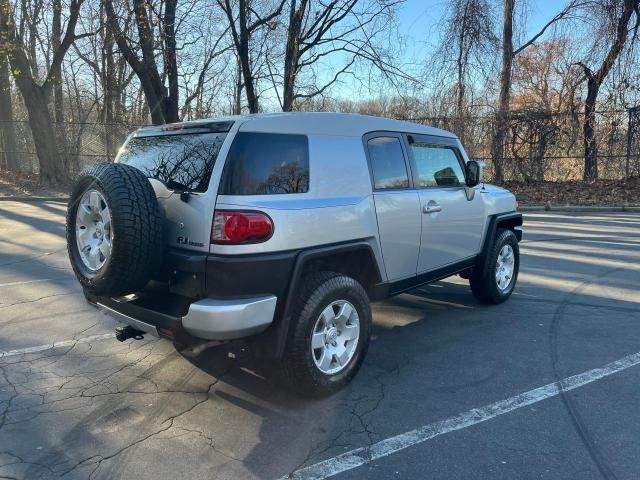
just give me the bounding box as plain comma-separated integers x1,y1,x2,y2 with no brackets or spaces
423,203,442,214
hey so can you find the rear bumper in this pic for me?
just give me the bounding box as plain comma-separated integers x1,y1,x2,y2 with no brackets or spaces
90,293,277,341
181,296,276,340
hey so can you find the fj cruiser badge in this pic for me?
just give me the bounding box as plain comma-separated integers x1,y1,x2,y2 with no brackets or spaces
177,236,204,247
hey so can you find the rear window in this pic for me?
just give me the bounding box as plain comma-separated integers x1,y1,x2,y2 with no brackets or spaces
220,132,309,195
117,132,227,192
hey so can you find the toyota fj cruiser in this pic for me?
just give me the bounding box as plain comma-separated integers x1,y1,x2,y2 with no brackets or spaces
66,113,522,395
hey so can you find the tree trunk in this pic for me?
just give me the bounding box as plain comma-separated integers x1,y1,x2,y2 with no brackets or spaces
583,81,599,180
102,5,117,159
163,0,180,122
52,0,64,124
236,0,259,113
51,0,70,171
21,84,64,183
233,57,242,115
0,54,20,171
238,36,258,112
282,0,306,112
491,0,514,184
577,0,636,180
104,0,177,125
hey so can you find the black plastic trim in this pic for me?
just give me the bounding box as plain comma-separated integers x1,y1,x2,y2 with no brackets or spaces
269,239,382,358
89,295,179,330
372,256,477,300
159,247,208,298
206,250,298,302
163,248,208,273
479,211,523,276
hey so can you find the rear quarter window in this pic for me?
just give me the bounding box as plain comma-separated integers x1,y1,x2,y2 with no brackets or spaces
219,132,309,195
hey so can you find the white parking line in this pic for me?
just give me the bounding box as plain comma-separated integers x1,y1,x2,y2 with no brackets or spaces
0,333,115,358
283,351,640,480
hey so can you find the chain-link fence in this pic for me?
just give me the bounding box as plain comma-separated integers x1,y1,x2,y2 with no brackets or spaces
1,108,639,182
0,120,139,175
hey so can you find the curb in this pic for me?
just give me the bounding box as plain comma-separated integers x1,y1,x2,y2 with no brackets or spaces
519,205,640,212
0,196,69,203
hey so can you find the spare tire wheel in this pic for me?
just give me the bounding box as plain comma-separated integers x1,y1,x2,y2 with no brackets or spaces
66,163,163,297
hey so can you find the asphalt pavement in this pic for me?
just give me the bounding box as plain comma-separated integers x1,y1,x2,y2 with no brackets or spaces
0,200,639,480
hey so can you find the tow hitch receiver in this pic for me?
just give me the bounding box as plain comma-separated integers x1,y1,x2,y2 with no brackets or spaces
115,325,145,342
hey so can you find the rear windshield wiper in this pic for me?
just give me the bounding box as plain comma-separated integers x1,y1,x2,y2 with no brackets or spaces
164,179,196,203
165,179,191,192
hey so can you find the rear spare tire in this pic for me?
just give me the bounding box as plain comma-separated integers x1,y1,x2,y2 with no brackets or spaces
66,163,163,297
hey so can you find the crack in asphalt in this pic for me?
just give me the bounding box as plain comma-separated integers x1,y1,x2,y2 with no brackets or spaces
167,427,243,463
0,292,81,310
59,365,234,480
0,330,237,478
0,366,18,431
282,364,399,479
0,451,55,475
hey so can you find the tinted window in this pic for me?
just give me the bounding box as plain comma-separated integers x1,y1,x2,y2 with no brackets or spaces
410,143,465,187
220,132,309,195
117,132,226,192
367,137,409,190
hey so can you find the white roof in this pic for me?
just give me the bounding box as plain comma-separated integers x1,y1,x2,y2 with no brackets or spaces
235,112,456,138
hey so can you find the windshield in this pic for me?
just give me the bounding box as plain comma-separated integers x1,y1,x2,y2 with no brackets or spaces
117,132,227,192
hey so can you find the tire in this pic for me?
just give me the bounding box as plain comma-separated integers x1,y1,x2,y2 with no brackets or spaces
469,228,519,304
281,272,372,396
66,163,163,297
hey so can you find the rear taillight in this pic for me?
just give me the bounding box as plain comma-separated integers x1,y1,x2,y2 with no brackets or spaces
211,210,273,244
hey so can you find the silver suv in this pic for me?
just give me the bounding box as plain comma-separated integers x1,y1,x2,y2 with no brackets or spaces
66,113,523,395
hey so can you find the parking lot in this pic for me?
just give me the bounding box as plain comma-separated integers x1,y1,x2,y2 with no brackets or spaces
1,200,639,479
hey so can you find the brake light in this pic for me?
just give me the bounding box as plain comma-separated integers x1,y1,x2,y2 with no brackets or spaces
211,211,273,244
162,122,183,131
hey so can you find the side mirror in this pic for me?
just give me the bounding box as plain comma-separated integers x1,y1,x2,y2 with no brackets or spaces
466,160,484,187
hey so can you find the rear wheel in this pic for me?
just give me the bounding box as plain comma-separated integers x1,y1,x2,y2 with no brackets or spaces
281,272,371,396
469,229,519,304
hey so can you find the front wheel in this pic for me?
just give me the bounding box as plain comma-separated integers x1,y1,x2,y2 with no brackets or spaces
281,272,371,396
469,229,520,304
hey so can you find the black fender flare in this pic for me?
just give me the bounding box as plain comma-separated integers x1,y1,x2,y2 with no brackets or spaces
269,239,382,358
477,211,523,276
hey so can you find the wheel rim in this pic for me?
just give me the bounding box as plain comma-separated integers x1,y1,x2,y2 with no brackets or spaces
75,189,112,271
495,244,515,291
311,300,360,375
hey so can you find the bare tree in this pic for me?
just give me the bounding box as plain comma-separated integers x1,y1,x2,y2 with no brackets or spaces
280,0,407,112
0,53,19,171
491,0,582,182
218,0,287,113
0,0,88,183
575,0,639,180
52,0,64,125
104,0,180,124
434,0,497,118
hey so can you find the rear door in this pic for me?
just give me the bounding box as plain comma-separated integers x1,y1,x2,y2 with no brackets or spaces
405,135,484,273
365,133,421,281
116,123,232,252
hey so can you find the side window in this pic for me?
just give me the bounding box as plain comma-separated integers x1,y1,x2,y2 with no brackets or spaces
409,143,466,187
367,136,409,190
220,132,309,195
